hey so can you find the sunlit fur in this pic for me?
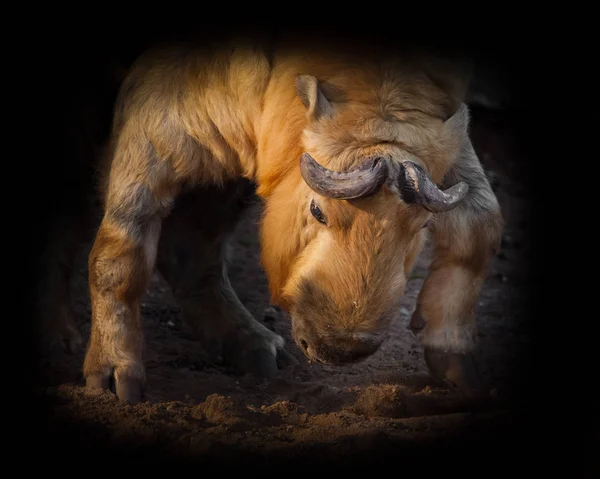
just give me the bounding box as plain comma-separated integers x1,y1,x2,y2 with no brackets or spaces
77,36,502,397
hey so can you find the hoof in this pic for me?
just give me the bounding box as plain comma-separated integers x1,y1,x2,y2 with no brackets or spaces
244,348,279,378
276,347,299,370
115,377,143,404
235,343,298,379
86,372,143,404
86,373,111,390
213,321,298,378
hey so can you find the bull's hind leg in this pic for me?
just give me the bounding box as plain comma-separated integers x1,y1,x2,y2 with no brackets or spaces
156,183,297,377
410,138,504,392
83,140,176,404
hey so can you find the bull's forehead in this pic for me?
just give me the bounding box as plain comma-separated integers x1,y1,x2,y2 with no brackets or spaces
310,192,428,257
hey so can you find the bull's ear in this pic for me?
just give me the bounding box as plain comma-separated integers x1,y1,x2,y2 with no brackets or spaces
443,101,470,136
296,74,333,120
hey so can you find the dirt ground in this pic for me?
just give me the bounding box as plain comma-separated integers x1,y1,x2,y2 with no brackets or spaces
31,105,534,468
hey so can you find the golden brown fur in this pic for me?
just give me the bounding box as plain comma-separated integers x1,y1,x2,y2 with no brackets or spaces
62,36,503,402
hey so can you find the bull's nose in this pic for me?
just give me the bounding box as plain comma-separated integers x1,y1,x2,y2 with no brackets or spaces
298,338,309,355
291,321,313,357
294,332,323,362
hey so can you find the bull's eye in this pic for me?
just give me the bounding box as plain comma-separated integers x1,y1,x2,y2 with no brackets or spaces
422,220,431,229
310,199,327,225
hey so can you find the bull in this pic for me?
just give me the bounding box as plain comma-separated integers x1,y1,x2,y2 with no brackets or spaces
42,35,504,404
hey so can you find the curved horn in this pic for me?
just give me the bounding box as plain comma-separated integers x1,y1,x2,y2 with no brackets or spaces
398,161,468,213
300,153,389,200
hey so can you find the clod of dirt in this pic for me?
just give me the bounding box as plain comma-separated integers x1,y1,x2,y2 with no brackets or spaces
192,394,247,423
349,384,408,418
348,383,490,419
260,400,303,421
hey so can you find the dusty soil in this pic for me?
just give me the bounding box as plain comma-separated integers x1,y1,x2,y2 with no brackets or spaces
31,106,534,467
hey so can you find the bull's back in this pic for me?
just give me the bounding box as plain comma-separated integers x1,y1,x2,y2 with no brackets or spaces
104,40,273,191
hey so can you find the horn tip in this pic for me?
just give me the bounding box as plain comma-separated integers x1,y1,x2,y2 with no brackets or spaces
456,181,469,197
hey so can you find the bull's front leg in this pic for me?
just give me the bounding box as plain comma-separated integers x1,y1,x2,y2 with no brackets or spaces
84,218,161,404
410,138,504,393
83,145,175,404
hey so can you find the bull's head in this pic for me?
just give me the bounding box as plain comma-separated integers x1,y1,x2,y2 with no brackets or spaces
259,70,470,365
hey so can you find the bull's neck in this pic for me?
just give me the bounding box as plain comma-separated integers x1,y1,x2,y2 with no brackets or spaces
252,71,307,199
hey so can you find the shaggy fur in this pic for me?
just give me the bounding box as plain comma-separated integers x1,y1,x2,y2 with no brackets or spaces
41,36,503,402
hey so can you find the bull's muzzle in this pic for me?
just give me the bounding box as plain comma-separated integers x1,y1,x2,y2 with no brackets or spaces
293,321,382,365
